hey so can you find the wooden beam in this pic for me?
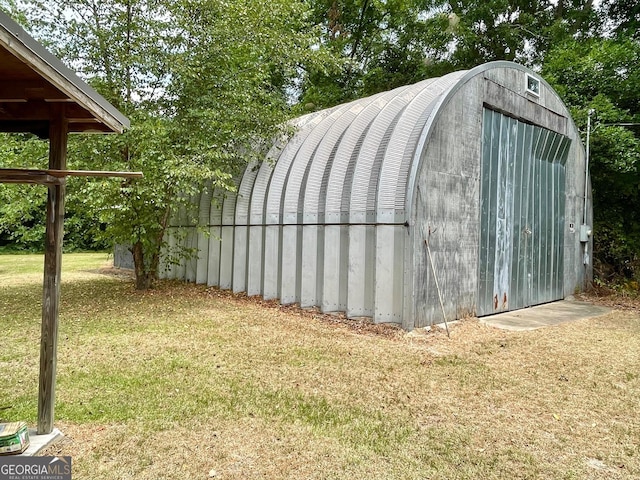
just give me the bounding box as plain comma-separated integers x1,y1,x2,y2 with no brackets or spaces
0,168,143,184
37,104,67,435
0,101,95,122
0,168,64,185
0,80,69,101
47,169,144,179
0,120,49,137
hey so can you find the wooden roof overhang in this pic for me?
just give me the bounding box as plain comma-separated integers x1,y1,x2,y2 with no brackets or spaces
0,10,140,437
0,10,129,137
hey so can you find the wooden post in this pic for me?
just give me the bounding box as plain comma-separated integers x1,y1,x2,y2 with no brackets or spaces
37,105,68,435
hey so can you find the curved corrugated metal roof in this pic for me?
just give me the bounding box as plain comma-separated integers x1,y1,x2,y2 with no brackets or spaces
266,111,324,224
235,69,469,228
281,110,333,223
377,71,466,221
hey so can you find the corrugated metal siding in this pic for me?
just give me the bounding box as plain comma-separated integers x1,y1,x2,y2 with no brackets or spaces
377,73,464,222
233,161,260,293
268,115,328,304
350,82,424,221
266,113,323,224
325,92,391,222
207,188,224,287
153,62,588,330
282,110,336,222
478,108,570,316
196,187,213,284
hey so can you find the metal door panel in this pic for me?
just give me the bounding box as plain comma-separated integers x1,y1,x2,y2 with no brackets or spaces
478,109,570,316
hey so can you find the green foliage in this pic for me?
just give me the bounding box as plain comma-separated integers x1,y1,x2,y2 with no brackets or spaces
167,0,332,169
440,0,602,66
544,38,640,283
0,133,114,251
0,134,45,251
299,0,455,107
602,0,640,40
5,0,334,288
298,0,603,108
0,0,23,20
543,38,640,114
589,125,640,281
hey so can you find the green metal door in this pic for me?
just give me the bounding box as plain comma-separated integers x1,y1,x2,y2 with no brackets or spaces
478,109,570,316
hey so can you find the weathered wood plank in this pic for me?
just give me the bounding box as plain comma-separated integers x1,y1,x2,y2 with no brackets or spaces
37,105,67,435
0,169,63,185
46,169,143,178
0,168,142,184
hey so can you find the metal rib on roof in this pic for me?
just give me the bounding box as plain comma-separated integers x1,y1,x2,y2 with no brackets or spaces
376,71,466,222
264,112,324,225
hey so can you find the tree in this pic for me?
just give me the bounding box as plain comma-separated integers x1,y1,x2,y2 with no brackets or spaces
602,0,640,40
10,0,333,289
298,0,603,109
299,0,454,108
442,0,602,68
543,38,640,283
0,130,110,252
12,0,180,287
0,134,48,251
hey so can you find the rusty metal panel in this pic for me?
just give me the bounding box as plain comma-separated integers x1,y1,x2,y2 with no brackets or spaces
478,108,570,316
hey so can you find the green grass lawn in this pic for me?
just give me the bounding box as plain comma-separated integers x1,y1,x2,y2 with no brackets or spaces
1,253,639,479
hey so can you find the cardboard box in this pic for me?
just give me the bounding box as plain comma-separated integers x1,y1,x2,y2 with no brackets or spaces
0,422,30,454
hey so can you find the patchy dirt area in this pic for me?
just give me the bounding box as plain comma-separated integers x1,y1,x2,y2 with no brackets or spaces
577,287,640,313
93,265,135,280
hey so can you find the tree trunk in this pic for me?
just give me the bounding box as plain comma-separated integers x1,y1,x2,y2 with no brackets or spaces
132,241,153,290
131,204,172,290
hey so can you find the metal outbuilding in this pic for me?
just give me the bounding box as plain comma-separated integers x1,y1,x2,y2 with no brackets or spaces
162,61,592,329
